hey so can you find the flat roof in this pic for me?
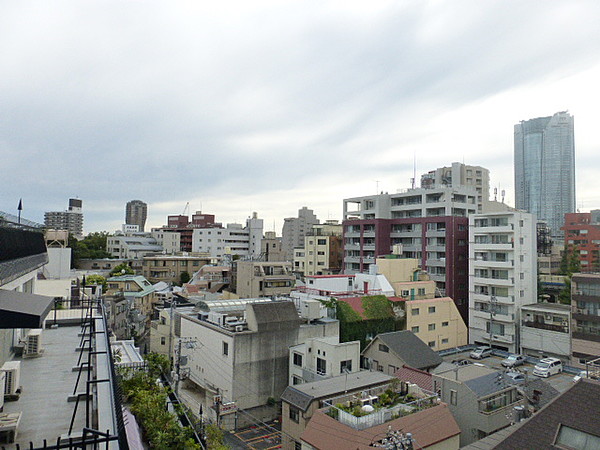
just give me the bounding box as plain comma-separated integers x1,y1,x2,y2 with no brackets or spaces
521,302,571,312
2,326,87,445
434,363,496,382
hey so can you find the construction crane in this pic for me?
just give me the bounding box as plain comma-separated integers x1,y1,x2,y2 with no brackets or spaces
182,202,190,216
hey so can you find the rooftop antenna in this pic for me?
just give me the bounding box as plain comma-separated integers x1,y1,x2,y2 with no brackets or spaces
412,151,417,189
375,180,380,194
501,189,506,204
494,188,498,202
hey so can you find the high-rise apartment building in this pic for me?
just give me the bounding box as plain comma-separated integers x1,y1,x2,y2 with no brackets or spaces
562,211,600,272
282,207,319,260
44,198,84,239
343,185,475,322
293,220,343,277
468,209,537,353
514,111,575,237
125,200,148,232
421,162,490,213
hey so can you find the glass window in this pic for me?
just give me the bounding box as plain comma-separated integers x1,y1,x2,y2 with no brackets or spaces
293,353,303,367
289,407,300,423
222,341,229,356
428,306,436,313
411,326,419,333
428,323,436,331
412,308,420,316
378,344,389,353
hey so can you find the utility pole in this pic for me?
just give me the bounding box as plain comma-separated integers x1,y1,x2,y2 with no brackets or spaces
489,295,497,349
215,388,222,428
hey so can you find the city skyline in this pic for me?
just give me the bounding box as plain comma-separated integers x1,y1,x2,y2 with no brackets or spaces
2,1,600,234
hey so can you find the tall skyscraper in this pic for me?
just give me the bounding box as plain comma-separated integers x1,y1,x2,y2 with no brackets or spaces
44,198,84,239
514,111,575,237
125,200,148,232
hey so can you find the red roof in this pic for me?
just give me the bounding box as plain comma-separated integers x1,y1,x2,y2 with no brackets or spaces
306,274,355,279
301,403,460,449
339,296,406,318
394,365,433,391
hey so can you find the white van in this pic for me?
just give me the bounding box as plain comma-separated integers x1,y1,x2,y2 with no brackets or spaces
533,358,563,377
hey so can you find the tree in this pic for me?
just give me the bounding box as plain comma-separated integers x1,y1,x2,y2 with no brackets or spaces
179,271,191,285
69,231,113,267
109,263,134,277
85,274,107,291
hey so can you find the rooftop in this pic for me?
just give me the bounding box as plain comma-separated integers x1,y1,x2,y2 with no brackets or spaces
521,302,571,312
281,371,393,411
301,403,460,449
434,363,497,383
364,330,443,370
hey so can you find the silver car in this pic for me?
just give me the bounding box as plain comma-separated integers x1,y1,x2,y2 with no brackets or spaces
501,354,526,368
470,346,493,359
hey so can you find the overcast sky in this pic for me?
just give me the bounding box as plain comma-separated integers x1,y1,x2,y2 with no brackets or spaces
2,1,600,234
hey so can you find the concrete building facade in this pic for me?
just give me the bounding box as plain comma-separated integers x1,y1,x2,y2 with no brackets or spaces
515,111,575,237
125,200,147,232
469,210,537,353
420,162,490,213
234,260,294,298
562,211,600,272
44,198,84,239
520,302,571,361
282,207,319,261
571,273,600,367
293,221,343,277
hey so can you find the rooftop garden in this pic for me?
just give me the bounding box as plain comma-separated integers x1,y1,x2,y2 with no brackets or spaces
325,384,438,430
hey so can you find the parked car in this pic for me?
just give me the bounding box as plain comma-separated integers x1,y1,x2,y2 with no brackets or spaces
451,359,473,366
470,346,493,359
573,369,600,383
505,372,526,383
501,354,526,368
533,358,563,378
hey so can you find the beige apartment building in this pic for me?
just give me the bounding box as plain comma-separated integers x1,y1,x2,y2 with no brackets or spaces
405,297,468,351
141,253,212,284
234,260,295,298
293,221,343,277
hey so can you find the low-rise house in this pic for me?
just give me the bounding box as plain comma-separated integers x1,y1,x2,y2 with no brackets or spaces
489,379,600,449
432,364,525,446
362,330,443,374
301,403,460,450
142,253,212,285
520,302,571,361
289,336,361,385
280,371,394,449
233,260,295,298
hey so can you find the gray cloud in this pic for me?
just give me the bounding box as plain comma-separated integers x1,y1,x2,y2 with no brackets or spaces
1,1,599,231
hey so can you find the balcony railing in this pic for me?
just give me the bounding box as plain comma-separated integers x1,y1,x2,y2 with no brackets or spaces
522,321,568,333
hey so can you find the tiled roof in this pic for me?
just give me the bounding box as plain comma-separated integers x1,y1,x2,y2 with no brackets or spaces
365,330,443,370
301,403,460,449
394,365,433,391
494,379,600,449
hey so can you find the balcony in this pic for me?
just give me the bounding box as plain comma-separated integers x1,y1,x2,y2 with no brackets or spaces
344,231,360,238
425,230,446,238
522,321,568,334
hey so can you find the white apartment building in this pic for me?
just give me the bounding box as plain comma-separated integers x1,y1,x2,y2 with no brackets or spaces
151,229,181,254
293,221,343,277
469,209,537,353
420,162,490,213
191,213,263,260
343,184,478,221
106,234,163,259
289,336,361,386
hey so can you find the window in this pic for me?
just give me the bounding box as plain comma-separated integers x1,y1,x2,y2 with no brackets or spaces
442,321,449,327
402,290,410,297
340,360,353,373
317,239,326,245
292,376,302,385
293,353,303,367
316,357,326,375
418,288,426,296
222,341,229,356
289,407,300,423
428,306,436,314
161,337,166,345
378,344,389,353
294,441,302,450
411,308,420,316
442,338,449,344
519,220,524,227
428,323,436,331
450,390,457,405
411,326,419,333
428,341,436,348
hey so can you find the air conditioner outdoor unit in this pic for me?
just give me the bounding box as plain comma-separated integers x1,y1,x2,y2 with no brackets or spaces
1,361,21,396
23,329,43,358
235,325,244,332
